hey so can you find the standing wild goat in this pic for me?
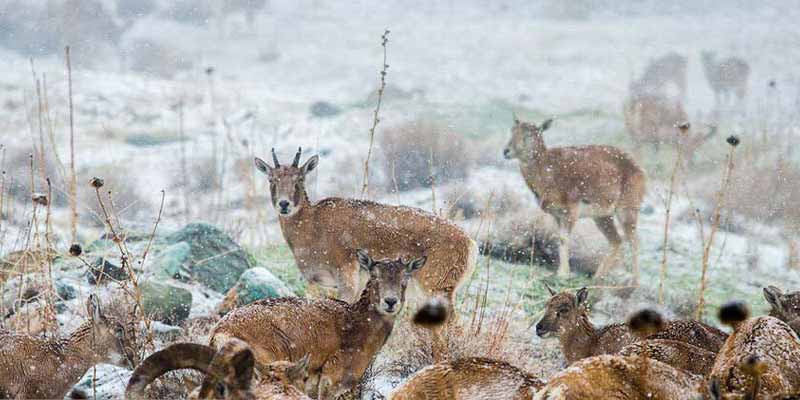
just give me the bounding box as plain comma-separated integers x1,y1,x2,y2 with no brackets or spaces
535,287,727,364
126,339,310,400
0,295,136,399
709,302,800,399
630,51,688,99
389,357,544,400
701,51,750,108
209,250,424,399
503,117,646,281
764,285,800,335
623,94,717,162
254,148,477,312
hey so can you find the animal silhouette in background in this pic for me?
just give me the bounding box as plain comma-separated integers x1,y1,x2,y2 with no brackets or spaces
701,50,750,109
629,52,688,100
503,117,646,282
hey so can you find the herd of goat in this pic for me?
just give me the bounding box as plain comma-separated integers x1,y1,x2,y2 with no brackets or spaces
1,50,790,400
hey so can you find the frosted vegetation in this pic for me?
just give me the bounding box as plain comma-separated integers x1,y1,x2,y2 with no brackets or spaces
1,0,799,398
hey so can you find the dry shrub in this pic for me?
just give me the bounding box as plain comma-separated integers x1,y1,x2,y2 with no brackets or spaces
123,39,194,79
3,146,67,206
78,165,152,227
380,120,471,192
706,156,800,229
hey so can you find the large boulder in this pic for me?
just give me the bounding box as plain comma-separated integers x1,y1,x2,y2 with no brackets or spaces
163,223,252,293
140,281,192,325
217,267,294,315
70,363,131,400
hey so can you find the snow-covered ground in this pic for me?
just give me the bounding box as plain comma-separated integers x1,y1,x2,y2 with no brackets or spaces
1,0,800,398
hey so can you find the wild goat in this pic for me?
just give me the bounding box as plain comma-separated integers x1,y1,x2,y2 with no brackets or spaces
623,94,717,162
209,250,424,399
254,148,477,322
764,286,800,334
709,302,800,398
0,295,136,399
534,287,727,364
701,51,750,107
390,357,544,400
126,339,310,400
533,354,706,400
619,309,717,376
503,117,646,281
630,51,688,99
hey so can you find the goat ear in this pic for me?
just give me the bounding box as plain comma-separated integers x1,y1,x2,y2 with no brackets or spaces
407,256,427,272
228,346,255,390
86,294,102,321
288,354,310,382
575,287,588,307
254,157,273,175
763,286,784,313
356,249,374,272
301,155,319,174
540,118,554,132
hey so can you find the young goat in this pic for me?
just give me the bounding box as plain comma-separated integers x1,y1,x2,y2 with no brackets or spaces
209,250,424,399
390,357,544,400
764,286,800,335
390,300,544,399
629,52,688,99
534,287,727,364
709,302,800,399
0,295,136,399
254,148,477,318
503,117,646,281
533,354,706,400
126,339,310,400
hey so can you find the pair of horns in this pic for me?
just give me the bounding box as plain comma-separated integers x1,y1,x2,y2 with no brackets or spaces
272,147,303,167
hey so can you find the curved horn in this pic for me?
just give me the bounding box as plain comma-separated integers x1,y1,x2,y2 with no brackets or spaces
125,343,217,400
197,339,255,398
543,282,556,296
271,148,280,167
292,147,302,167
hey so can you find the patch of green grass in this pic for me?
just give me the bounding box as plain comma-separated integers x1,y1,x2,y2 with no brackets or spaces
125,132,186,147
247,244,306,296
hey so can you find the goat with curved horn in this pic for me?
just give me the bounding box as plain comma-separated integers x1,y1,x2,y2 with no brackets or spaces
126,343,217,400
292,147,302,167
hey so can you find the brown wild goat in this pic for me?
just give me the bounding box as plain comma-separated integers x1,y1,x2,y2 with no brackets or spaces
254,148,477,314
764,286,800,334
0,295,136,399
629,51,688,99
709,302,800,399
533,354,706,400
503,117,646,281
126,339,311,400
701,51,750,107
389,357,544,400
623,94,717,162
209,250,424,399
534,287,727,364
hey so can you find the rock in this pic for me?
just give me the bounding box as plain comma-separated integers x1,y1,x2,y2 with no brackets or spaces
310,101,341,118
71,363,130,400
87,257,129,284
164,223,252,293
217,268,294,315
151,242,191,280
140,280,192,325
150,320,184,341
55,279,77,301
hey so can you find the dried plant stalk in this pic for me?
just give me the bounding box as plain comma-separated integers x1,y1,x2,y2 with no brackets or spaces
658,123,688,304
360,29,390,198
696,137,739,319
66,46,78,244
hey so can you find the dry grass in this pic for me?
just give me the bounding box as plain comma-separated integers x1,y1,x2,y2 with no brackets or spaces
379,120,472,192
